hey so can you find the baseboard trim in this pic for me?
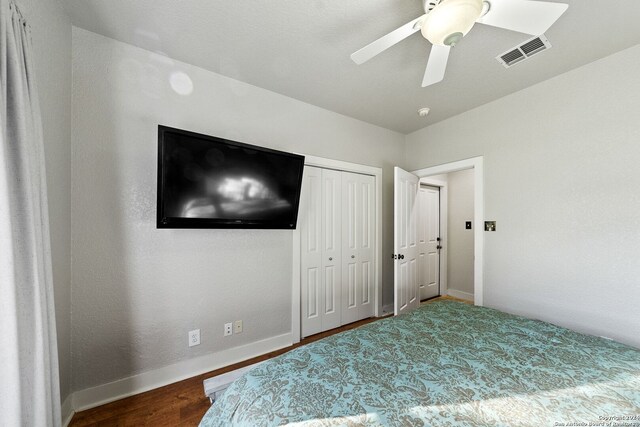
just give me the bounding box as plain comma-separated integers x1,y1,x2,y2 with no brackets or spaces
447,289,474,301
71,332,293,413
61,394,74,427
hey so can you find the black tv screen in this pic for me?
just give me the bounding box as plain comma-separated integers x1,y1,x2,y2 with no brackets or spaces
157,126,304,229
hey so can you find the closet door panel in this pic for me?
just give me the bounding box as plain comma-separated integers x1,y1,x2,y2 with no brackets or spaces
341,172,358,324
342,172,375,324
342,174,357,323
357,174,375,320
321,168,342,331
300,166,322,338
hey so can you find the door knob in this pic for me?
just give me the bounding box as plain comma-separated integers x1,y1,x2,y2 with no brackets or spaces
351,255,355,259
399,254,405,259
329,257,333,261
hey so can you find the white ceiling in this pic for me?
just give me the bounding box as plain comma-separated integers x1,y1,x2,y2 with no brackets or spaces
63,0,640,134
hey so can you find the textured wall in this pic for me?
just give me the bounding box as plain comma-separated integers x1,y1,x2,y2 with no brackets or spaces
446,169,474,296
71,28,404,391
406,44,640,348
17,0,72,404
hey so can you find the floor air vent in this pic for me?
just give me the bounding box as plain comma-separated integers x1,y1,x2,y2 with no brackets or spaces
496,35,552,68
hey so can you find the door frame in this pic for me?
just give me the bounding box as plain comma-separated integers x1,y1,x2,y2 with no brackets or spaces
411,156,484,306
419,179,448,299
292,154,383,343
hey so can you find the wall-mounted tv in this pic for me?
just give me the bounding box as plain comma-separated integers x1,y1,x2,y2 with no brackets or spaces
157,126,305,229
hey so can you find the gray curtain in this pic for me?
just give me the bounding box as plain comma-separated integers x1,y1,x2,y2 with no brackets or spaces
0,1,61,426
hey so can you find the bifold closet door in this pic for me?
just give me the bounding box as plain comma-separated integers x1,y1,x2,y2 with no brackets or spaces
300,166,322,337
321,169,342,332
341,172,375,325
300,167,342,338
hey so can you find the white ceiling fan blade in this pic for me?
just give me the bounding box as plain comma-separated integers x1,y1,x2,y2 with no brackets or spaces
477,0,568,36
422,45,451,87
351,15,426,65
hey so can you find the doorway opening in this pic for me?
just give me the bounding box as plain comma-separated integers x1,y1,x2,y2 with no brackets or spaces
421,169,476,303
394,157,483,316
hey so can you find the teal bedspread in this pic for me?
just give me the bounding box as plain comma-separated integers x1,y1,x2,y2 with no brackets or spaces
200,301,640,426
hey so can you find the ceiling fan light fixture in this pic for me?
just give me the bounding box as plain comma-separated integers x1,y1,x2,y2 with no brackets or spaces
421,0,483,46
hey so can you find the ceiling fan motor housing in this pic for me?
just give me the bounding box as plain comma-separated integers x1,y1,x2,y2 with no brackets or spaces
422,0,484,46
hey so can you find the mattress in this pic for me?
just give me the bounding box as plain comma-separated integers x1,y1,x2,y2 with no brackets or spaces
200,301,640,426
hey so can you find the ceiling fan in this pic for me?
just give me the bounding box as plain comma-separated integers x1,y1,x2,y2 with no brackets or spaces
351,0,568,87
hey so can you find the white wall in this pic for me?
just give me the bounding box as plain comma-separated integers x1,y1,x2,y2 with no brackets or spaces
17,0,72,406
446,169,474,296
71,28,404,391
406,44,640,348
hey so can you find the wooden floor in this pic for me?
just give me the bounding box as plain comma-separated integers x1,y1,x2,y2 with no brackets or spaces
69,295,467,426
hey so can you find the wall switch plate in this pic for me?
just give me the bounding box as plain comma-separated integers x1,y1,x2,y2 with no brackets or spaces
224,322,233,337
465,221,472,230
234,320,243,334
484,221,496,232
188,329,201,347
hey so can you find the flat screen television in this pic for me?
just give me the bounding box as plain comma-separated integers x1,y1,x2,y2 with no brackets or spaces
157,126,305,229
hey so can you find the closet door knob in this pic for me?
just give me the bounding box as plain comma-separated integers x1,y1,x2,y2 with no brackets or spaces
351,255,355,259
329,257,333,261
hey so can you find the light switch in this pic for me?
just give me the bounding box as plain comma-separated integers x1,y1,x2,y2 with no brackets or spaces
484,221,496,232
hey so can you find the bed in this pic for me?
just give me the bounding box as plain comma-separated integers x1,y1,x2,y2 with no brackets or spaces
199,301,640,426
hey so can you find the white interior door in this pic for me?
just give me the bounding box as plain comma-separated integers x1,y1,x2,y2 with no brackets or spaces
320,168,342,332
341,172,375,325
300,166,322,337
394,167,420,316
300,167,342,337
418,185,440,300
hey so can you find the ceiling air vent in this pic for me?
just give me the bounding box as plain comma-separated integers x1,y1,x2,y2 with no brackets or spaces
496,34,552,68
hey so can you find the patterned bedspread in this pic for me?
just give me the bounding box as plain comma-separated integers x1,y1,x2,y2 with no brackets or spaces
200,301,640,426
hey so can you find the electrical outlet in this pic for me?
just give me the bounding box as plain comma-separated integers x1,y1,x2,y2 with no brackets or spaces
188,329,201,347
224,322,233,337
234,320,243,334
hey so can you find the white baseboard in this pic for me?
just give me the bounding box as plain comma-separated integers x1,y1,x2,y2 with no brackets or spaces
447,289,474,302
61,394,74,427
71,332,293,412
